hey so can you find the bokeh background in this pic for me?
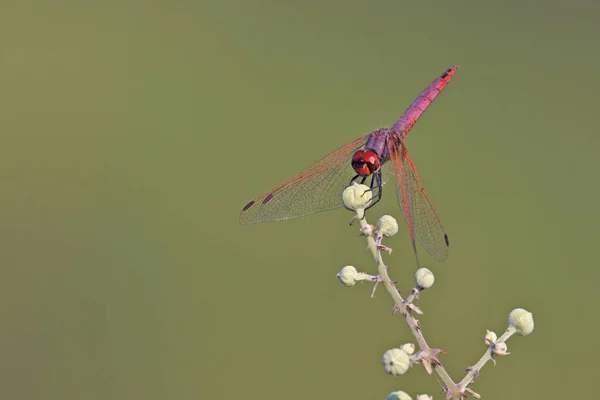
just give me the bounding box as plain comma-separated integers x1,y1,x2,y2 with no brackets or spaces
1,0,599,399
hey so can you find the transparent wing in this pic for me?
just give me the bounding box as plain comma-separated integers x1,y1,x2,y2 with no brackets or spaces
387,137,449,262
240,134,370,224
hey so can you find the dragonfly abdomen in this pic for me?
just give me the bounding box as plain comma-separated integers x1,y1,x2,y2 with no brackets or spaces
393,66,458,138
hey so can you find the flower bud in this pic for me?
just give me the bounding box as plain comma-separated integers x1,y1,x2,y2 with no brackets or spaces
377,215,399,237
508,308,534,336
416,395,433,400
400,343,415,355
360,224,374,237
382,348,410,376
342,183,372,211
336,266,358,287
386,391,412,400
415,268,435,289
484,330,497,346
493,341,509,356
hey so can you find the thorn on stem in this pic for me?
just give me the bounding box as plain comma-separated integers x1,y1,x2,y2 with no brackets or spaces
377,244,393,254
422,358,433,374
408,303,423,315
370,281,379,298
416,347,445,376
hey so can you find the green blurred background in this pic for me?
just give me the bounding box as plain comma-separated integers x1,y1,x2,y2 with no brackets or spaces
1,0,598,399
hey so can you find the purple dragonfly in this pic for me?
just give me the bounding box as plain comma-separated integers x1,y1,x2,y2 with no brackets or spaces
241,66,458,262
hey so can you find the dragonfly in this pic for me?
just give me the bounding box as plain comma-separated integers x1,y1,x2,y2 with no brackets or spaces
240,66,458,262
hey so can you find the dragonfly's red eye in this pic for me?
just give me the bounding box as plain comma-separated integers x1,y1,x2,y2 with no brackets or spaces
352,150,381,176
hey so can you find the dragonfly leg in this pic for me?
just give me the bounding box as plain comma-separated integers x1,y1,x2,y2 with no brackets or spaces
349,174,380,214
364,172,383,211
349,175,370,185
349,173,382,225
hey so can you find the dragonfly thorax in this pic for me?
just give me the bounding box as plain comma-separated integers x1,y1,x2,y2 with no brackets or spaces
351,150,381,177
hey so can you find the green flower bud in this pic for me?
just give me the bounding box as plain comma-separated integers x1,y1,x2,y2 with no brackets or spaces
484,330,497,346
400,343,415,355
342,183,372,211
377,215,399,237
336,266,358,287
386,391,412,400
508,308,534,336
415,268,435,289
382,348,410,376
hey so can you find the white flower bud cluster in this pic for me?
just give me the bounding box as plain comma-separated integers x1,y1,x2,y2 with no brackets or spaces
484,329,509,357
484,330,497,346
415,268,435,290
493,341,509,356
384,390,432,400
400,343,415,355
415,395,433,400
337,265,358,287
386,391,412,400
342,183,372,220
336,266,377,287
382,348,411,376
508,308,534,336
377,215,399,238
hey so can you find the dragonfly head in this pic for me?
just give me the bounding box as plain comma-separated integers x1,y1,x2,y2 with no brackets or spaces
352,150,381,177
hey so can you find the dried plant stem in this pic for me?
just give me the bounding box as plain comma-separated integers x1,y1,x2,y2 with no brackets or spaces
340,186,533,399
457,327,516,393
357,216,459,398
